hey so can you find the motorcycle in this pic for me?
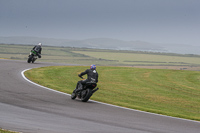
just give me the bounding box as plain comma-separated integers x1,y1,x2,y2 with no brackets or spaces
71,77,99,102
27,50,40,63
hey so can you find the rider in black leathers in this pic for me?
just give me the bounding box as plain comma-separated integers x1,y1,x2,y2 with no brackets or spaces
32,43,42,58
74,64,98,93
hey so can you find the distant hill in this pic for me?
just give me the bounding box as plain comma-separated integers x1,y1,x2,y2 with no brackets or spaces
0,36,199,55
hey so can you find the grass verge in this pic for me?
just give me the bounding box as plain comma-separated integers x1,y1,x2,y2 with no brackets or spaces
0,129,20,133
24,66,200,121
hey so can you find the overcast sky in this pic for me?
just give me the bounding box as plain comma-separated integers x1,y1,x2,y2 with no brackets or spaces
1,0,200,46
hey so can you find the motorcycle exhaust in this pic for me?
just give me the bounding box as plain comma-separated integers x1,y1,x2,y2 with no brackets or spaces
92,88,99,93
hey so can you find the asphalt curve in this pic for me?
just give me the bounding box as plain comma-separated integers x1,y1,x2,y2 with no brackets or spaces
0,59,199,133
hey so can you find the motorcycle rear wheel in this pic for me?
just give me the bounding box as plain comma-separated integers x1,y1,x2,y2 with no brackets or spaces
27,55,33,63
81,89,92,102
32,57,37,63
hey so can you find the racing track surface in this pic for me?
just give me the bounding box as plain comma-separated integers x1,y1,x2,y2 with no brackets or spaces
0,59,200,133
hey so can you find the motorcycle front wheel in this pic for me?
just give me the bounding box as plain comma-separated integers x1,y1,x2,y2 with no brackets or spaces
71,93,77,100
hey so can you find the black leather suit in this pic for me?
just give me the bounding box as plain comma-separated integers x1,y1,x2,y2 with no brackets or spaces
75,68,98,92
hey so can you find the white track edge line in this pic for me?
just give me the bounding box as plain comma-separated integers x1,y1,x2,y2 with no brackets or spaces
21,68,71,96
21,68,200,124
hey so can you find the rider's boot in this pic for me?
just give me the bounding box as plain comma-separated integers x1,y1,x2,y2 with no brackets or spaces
75,83,83,93
73,89,76,93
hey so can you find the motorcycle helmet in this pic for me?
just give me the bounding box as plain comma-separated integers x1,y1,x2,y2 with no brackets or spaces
90,64,96,70
38,43,42,46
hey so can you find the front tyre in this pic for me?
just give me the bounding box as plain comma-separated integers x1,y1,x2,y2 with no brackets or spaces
71,93,77,100
81,89,92,102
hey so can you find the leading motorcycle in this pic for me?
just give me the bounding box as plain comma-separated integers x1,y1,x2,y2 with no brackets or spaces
27,50,40,63
71,77,99,102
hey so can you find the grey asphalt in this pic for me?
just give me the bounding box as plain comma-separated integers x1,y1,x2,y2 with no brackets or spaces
0,59,199,133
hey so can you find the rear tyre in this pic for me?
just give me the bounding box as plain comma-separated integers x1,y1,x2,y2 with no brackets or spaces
32,58,37,63
81,89,92,102
27,55,33,63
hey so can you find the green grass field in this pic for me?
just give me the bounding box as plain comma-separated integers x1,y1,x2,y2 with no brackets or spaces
73,50,200,66
25,66,200,121
1,44,200,68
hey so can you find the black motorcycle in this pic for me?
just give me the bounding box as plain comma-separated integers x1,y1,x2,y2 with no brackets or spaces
27,50,40,63
71,78,99,102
